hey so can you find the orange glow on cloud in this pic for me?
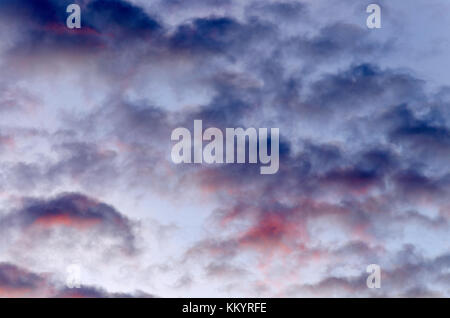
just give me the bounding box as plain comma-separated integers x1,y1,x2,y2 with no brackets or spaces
33,214,101,229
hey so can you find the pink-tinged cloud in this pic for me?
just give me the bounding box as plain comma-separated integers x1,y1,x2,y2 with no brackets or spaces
32,213,102,229
0,193,139,254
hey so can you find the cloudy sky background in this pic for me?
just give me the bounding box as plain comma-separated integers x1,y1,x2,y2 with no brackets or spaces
0,0,449,297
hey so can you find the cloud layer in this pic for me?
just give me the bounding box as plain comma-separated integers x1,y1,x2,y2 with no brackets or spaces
0,0,449,297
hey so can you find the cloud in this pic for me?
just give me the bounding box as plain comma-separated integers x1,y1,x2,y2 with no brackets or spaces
0,263,48,297
0,0,448,297
0,262,155,298
0,193,139,259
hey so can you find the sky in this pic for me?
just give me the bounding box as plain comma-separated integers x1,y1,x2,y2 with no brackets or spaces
0,0,449,297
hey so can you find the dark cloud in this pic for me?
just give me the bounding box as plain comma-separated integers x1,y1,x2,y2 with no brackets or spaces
0,193,138,254
0,262,155,297
55,285,155,298
299,64,425,118
387,105,450,155
160,0,232,10
170,17,241,54
0,263,46,297
86,0,161,36
246,1,307,21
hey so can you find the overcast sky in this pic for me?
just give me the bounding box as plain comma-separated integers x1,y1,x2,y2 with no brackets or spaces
0,0,449,297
